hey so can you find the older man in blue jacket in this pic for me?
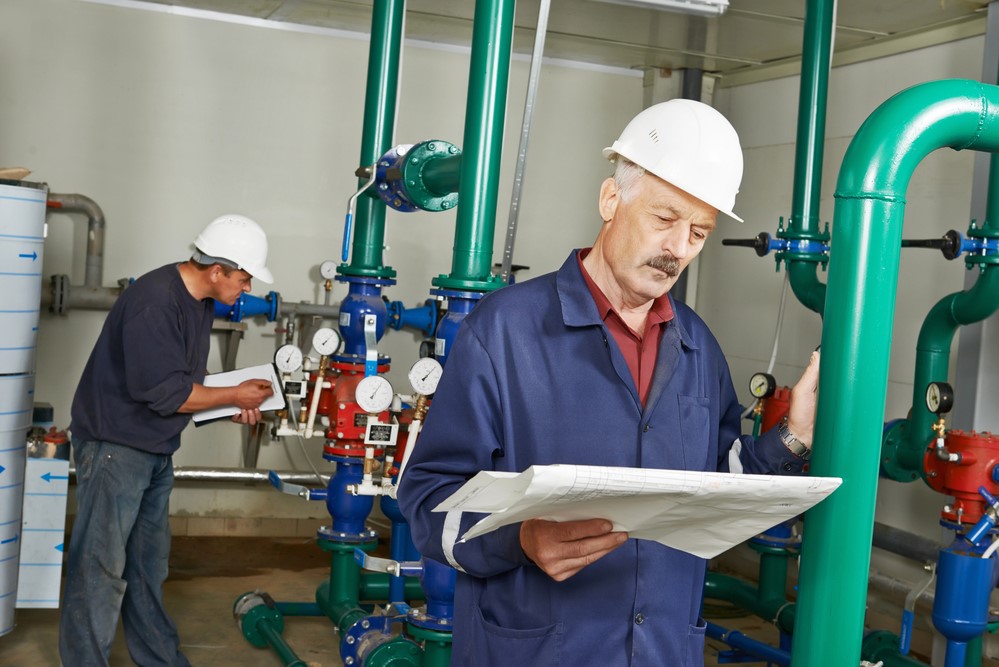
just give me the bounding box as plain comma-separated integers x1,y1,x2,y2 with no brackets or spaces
398,99,820,667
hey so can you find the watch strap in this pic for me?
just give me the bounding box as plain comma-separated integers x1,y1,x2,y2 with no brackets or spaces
778,418,811,460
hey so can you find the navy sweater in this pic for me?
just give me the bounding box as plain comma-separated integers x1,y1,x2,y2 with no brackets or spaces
70,263,214,454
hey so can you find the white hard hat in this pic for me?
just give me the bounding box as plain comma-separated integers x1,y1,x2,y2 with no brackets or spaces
603,99,744,222
194,214,274,284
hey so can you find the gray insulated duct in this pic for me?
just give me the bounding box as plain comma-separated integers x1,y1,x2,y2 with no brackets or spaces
0,180,47,636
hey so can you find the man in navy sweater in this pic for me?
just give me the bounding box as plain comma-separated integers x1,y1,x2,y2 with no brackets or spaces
60,214,275,667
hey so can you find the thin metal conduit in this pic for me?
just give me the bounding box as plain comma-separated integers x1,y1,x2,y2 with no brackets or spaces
67,466,328,485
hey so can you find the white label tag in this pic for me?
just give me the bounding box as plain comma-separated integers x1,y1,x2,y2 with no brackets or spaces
435,338,446,357
339,312,350,327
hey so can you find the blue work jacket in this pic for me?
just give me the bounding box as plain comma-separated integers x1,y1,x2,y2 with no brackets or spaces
398,251,805,667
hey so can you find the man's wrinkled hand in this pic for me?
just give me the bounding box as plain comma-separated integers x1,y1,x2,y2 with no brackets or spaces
520,518,628,582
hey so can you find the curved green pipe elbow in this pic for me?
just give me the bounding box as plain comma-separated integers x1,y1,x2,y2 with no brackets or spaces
792,79,999,667
788,261,828,315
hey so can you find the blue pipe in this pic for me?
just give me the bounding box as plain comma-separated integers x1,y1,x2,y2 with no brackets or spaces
214,291,280,322
706,620,790,666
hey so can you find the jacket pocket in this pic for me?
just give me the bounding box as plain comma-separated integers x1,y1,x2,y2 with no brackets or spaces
686,617,707,666
472,605,563,666
678,395,711,471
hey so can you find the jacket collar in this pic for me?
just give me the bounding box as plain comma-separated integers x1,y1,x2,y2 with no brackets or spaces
555,249,700,351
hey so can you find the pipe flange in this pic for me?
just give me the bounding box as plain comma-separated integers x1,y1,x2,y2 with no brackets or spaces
398,140,461,212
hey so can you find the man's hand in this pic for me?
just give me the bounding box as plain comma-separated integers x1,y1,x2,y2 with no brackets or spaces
234,379,273,409
520,518,628,582
786,350,820,447
231,408,263,426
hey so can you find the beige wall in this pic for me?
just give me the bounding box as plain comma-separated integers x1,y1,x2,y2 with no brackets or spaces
0,0,641,522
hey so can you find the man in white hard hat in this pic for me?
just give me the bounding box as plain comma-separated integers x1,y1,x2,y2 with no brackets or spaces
399,100,820,666
60,214,275,667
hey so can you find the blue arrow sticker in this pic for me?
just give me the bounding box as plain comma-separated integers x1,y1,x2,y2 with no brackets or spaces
18,251,38,261
41,472,69,483
55,544,64,552
0,465,5,475
1,534,18,545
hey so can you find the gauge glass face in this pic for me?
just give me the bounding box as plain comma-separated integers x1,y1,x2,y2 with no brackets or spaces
409,357,443,395
925,381,954,414
356,375,394,413
749,372,775,399
320,260,338,279
926,383,941,412
312,327,342,356
274,345,304,373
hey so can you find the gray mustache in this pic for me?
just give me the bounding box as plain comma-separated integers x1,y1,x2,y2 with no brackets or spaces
646,253,680,277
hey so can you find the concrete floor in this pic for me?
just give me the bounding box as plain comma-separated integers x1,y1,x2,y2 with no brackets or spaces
0,536,832,667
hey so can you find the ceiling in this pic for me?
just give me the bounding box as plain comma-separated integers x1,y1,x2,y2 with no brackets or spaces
138,0,992,87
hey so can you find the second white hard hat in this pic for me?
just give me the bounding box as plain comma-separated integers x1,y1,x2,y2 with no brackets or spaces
194,214,274,284
603,99,745,222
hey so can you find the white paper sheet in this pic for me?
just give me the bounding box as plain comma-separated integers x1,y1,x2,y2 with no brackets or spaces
434,465,841,559
193,363,285,424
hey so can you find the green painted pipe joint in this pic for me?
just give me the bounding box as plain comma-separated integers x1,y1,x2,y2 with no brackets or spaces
881,420,924,483
362,635,424,667
400,141,462,212
233,591,285,649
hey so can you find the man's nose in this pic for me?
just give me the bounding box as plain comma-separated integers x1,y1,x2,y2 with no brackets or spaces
662,225,690,259
243,280,253,293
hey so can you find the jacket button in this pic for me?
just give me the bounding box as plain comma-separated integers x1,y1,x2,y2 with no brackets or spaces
635,613,645,625
643,424,650,433
783,463,793,471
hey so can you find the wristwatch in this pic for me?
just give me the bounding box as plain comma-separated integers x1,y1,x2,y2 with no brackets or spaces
778,418,811,460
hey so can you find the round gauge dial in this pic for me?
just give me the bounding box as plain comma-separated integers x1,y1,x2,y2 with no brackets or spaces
926,381,955,415
312,327,342,356
320,260,339,280
274,344,304,373
409,357,443,396
356,375,394,414
748,372,777,399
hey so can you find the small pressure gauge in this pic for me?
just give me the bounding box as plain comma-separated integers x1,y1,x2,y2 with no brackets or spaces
356,375,394,414
312,327,342,356
320,260,339,280
409,357,443,396
274,344,304,373
926,381,955,415
748,372,777,399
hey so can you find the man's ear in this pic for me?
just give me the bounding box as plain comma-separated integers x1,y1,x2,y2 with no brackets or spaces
598,177,620,223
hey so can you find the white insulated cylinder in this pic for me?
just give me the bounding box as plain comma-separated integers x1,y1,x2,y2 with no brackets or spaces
0,180,47,636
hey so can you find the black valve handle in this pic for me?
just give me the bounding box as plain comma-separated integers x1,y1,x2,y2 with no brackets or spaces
900,229,962,260
721,232,772,257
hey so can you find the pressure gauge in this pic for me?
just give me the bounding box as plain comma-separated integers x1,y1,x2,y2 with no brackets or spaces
748,372,777,399
320,260,339,280
274,344,304,373
409,357,443,396
356,375,394,414
312,327,342,356
926,381,955,415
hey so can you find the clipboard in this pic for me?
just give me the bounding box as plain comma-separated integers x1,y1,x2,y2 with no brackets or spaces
193,363,286,426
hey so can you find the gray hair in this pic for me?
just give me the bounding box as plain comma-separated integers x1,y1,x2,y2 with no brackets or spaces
612,156,646,203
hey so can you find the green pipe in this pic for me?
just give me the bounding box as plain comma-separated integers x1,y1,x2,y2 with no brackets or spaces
755,550,790,610
341,0,404,279
966,636,982,667
359,572,425,601
432,0,514,293
316,540,377,633
421,154,463,196
861,630,929,667
275,601,323,616
784,0,834,315
255,618,309,667
408,624,453,667
791,79,999,667
704,572,795,634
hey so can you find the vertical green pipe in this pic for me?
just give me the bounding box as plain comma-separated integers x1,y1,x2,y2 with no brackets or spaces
343,0,404,278
791,80,999,667
785,0,834,314
432,0,514,292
